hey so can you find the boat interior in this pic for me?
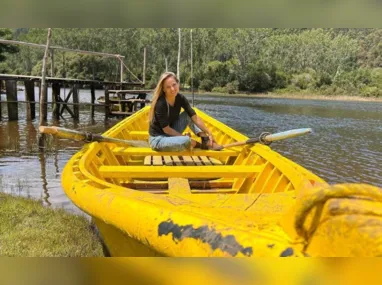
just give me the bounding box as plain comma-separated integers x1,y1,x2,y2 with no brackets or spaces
74,107,322,196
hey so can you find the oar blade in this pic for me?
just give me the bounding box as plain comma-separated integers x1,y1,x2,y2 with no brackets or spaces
39,126,87,141
263,128,312,142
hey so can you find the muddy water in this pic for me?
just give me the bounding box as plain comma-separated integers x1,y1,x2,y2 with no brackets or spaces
0,89,381,213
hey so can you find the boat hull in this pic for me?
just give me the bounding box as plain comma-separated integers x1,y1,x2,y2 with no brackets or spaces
61,106,382,257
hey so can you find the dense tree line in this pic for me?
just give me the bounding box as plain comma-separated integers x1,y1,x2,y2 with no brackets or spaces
0,28,381,97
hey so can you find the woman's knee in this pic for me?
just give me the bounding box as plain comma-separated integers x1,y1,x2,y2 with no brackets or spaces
168,136,191,151
153,136,191,151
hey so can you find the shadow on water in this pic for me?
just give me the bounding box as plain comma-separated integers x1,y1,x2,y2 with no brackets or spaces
1,91,381,214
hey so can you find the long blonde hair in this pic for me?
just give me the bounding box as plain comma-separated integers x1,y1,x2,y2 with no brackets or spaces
149,71,179,122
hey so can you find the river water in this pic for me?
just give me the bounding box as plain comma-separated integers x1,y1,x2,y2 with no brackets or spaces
0,88,381,213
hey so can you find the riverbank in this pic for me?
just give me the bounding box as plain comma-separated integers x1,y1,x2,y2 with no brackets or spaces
0,192,104,257
183,91,382,102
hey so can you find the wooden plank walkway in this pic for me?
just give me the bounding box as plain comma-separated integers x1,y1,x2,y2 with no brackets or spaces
0,74,149,121
0,73,143,86
143,155,223,166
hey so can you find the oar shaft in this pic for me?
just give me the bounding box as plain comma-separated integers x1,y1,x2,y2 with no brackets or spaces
219,140,249,149
39,126,149,147
221,128,312,149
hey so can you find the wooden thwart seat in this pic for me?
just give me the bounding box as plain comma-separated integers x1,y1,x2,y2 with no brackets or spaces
112,147,238,158
99,165,264,179
143,155,222,166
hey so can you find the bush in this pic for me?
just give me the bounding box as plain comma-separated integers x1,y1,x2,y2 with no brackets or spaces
226,81,239,94
360,86,382,97
319,85,347,96
186,76,200,89
0,62,10,73
333,69,371,90
316,72,332,88
203,59,238,87
239,63,272,92
272,71,289,89
199,79,214,92
212,86,227,93
370,68,382,88
291,73,316,90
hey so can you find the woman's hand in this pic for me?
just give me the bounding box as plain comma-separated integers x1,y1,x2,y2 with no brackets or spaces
208,133,215,146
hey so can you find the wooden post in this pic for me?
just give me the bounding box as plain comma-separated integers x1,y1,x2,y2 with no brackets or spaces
52,82,60,120
39,28,52,125
63,53,66,78
90,84,95,118
120,56,123,83
73,84,79,120
104,87,110,119
121,93,126,113
191,29,194,107
25,80,36,120
177,28,181,79
6,80,18,121
0,80,2,120
50,49,54,77
143,47,146,85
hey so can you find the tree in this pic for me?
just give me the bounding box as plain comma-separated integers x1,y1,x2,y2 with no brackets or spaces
0,29,18,62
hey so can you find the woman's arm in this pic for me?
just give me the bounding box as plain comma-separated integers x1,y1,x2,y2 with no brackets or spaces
162,126,184,137
191,114,215,142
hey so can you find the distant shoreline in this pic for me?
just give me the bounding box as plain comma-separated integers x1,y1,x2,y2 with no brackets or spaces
182,91,382,102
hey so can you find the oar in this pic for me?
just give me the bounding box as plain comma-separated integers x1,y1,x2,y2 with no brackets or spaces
39,126,149,147
217,128,312,150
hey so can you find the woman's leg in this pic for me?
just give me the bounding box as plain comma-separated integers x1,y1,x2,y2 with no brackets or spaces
149,135,191,152
171,112,221,150
171,112,202,135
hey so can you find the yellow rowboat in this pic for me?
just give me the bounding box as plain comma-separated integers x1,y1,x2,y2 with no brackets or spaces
57,106,382,257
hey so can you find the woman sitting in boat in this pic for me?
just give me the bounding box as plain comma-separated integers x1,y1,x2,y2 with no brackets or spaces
149,72,221,151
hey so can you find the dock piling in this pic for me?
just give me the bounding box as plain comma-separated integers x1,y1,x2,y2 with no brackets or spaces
0,80,2,120
52,82,60,120
90,84,95,118
104,88,110,119
5,80,18,121
73,84,79,120
0,75,146,121
25,80,36,120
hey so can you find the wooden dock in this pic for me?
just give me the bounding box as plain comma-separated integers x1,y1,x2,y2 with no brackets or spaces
0,36,149,122
0,74,150,121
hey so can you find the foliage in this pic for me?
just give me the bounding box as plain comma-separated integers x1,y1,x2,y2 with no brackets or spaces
212,86,228,93
272,70,289,89
239,62,272,92
202,59,238,87
316,72,333,88
0,28,380,96
0,28,19,62
360,86,381,97
226,80,239,94
291,73,316,90
199,79,214,91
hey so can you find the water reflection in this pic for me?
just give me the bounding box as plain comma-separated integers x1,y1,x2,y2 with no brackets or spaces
0,90,381,214
38,150,51,206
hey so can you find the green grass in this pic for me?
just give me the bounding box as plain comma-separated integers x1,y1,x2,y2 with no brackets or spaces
0,192,104,257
